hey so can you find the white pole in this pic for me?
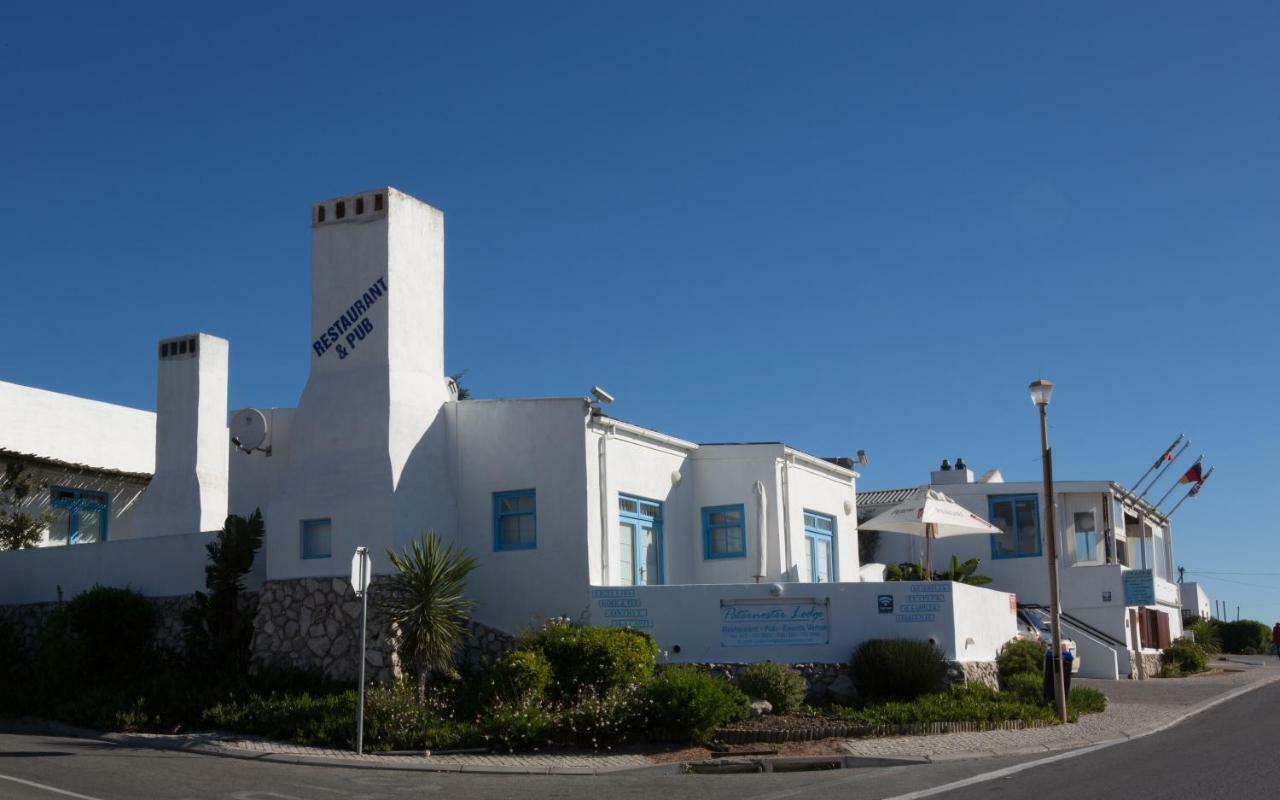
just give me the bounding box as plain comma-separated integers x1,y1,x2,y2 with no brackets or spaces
355,549,369,755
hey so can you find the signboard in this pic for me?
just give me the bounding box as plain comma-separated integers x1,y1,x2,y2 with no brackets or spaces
895,582,949,624
1123,568,1155,607
351,547,372,597
720,599,829,647
591,588,652,629
877,594,894,614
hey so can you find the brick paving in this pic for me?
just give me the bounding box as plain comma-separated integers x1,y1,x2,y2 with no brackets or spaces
842,656,1280,761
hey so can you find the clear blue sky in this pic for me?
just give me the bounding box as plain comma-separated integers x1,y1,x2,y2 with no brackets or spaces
2,3,1276,621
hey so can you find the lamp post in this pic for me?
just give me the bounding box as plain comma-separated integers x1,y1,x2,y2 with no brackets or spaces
1029,378,1068,723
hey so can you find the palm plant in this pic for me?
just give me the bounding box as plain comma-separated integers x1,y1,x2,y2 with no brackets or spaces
381,532,478,699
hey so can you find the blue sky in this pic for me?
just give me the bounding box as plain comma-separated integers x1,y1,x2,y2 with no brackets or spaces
2,3,1277,620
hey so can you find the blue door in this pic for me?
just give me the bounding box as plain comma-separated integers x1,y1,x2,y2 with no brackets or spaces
619,494,664,585
804,510,835,583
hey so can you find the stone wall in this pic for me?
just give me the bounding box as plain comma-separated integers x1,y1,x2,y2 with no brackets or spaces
947,660,1000,690
0,594,199,657
248,577,516,683
250,577,397,683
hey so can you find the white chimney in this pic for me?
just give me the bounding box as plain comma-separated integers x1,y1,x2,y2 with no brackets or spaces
931,457,974,486
128,333,230,537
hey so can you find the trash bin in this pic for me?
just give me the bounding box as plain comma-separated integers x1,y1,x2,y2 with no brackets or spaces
1042,649,1074,703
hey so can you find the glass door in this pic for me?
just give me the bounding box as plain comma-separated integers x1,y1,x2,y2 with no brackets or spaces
619,494,663,586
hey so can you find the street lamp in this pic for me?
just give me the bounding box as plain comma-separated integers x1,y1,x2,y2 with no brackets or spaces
1029,378,1068,723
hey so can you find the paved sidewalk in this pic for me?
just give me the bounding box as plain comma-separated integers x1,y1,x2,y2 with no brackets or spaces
97,729,652,774
842,655,1280,762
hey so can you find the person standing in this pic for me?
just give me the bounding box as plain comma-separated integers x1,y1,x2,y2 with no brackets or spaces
1271,622,1280,659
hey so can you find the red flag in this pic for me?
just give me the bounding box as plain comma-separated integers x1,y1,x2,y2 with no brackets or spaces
1178,462,1203,485
1152,446,1176,469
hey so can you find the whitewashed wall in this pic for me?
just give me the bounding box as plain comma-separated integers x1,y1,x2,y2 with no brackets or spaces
0,380,155,475
587,581,1015,664
447,398,593,633
780,455,858,583
0,531,261,604
24,463,149,545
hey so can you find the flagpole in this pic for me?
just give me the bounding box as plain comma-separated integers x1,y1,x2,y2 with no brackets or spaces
1154,455,1203,510
1166,467,1214,518
1135,441,1190,501
1131,434,1183,497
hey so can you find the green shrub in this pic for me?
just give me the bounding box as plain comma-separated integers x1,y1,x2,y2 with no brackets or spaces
521,621,658,698
1162,640,1208,675
554,686,645,748
1218,620,1270,655
736,662,807,714
836,683,1056,725
1157,660,1182,678
481,697,555,752
997,639,1045,685
645,666,750,743
1067,686,1107,714
1002,672,1045,706
488,649,553,702
1186,618,1222,655
42,585,157,687
205,691,356,747
850,639,947,702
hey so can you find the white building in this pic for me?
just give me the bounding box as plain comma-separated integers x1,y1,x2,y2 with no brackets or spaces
1180,582,1211,621
1,187,1020,678
860,460,1186,679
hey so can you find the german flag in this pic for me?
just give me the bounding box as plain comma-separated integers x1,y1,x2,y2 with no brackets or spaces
1178,462,1204,485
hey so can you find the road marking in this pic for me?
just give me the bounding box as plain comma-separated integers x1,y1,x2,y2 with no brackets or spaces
877,675,1280,800
0,773,106,800
293,785,346,794
745,672,1280,800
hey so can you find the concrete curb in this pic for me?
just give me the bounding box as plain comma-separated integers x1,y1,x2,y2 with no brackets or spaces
909,668,1280,764
7,669,1278,777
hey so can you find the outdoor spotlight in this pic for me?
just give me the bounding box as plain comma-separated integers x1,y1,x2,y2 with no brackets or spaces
1028,378,1055,407
589,386,614,405
856,449,869,466
769,583,784,597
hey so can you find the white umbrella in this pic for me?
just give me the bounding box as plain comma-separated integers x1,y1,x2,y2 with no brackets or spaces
859,488,1001,579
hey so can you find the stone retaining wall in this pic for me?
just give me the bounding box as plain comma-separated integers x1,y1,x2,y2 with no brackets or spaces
248,577,516,683
0,594,200,656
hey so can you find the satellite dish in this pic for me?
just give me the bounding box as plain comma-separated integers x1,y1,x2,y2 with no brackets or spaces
230,408,269,453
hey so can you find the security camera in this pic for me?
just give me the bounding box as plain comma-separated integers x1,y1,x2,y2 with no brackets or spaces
590,386,614,405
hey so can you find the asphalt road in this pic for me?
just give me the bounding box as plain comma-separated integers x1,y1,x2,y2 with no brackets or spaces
1,683,1276,800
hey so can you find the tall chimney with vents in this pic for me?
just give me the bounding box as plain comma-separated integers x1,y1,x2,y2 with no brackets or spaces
129,333,230,538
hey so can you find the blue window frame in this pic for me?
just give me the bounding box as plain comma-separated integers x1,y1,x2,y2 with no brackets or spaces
619,494,664,585
804,510,836,582
300,518,332,559
702,504,747,559
494,489,536,550
49,487,108,544
988,494,1042,559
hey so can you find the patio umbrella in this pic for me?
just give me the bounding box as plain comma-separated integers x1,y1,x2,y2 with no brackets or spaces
859,488,1001,579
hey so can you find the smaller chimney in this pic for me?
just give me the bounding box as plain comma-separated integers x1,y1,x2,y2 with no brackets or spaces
128,333,229,538
932,457,974,486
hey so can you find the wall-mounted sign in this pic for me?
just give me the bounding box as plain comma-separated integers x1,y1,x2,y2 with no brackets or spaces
591,587,652,629
877,594,894,614
1123,569,1155,606
720,599,829,647
895,581,949,624
312,276,387,360
1102,591,1112,603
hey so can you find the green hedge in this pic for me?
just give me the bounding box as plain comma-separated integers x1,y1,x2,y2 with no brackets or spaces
1162,640,1208,675
521,621,658,698
850,639,947,702
996,639,1044,685
487,649,553,703
1218,620,1270,655
736,663,807,714
645,667,750,743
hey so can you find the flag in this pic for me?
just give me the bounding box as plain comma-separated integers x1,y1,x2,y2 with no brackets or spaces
1152,443,1177,468
1178,462,1204,485
1189,467,1213,497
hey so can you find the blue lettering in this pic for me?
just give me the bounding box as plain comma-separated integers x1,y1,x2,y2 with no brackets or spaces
312,341,325,357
